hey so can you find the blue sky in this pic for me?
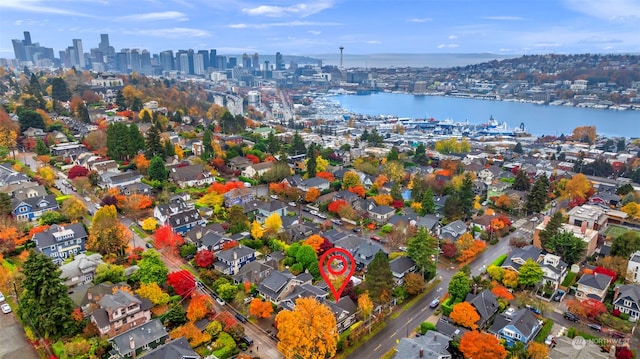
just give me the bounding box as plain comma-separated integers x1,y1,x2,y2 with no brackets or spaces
1,0,639,57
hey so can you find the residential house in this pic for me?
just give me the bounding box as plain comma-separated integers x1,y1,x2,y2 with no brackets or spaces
23,127,46,139
435,318,469,341
576,272,613,301
242,200,288,222
368,205,395,224
91,290,152,337
12,194,59,222
33,223,88,265
478,165,502,185
489,308,543,348
298,177,331,192
440,220,467,241
533,218,599,258
11,183,47,200
140,337,200,359
548,336,608,359
466,290,499,329
501,246,542,272
59,253,104,288
628,251,640,283
100,171,143,189
284,222,320,242
87,158,119,175
471,214,496,232
50,142,86,158
0,163,30,186
196,232,232,252
282,174,304,188
214,246,256,275
612,284,640,320
108,319,168,359
333,190,361,206
223,187,254,207
183,224,225,244
154,198,192,224
393,331,452,359
169,164,214,188
415,215,441,236
567,204,608,231
166,209,205,235
389,256,417,285
333,235,365,252
241,161,274,179
487,182,512,202
119,182,153,196
228,156,253,172
538,253,568,290
352,241,386,270
258,270,311,304
232,260,276,285
324,296,358,334
279,282,328,311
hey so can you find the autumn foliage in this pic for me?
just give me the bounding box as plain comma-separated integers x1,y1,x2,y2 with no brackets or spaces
347,185,365,198
527,342,549,359
459,330,507,359
316,171,335,182
450,302,480,330
249,298,273,319
67,165,89,179
566,298,607,319
245,154,260,164
491,284,515,301
269,182,289,195
372,194,393,206
328,200,348,214
194,249,215,268
208,181,245,194
153,225,185,254
215,311,238,331
169,321,212,348
305,188,320,203
167,270,196,297
187,294,213,322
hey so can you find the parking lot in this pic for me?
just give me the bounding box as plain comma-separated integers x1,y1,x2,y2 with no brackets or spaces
0,308,39,359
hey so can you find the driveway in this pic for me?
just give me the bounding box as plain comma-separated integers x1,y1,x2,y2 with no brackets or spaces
0,307,39,359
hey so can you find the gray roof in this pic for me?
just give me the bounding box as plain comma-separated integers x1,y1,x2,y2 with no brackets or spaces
435,318,468,340
302,176,330,188
334,235,365,252
369,205,395,215
502,245,541,271
353,241,385,266
12,194,59,212
110,319,168,357
548,335,608,359
12,184,47,200
140,337,199,359
389,256,416,275
466,290,499,327
613,284,640,311
0,163,30,185
59,253,104,280
442,220,467,235
322,229,350,243
393,331,451,359
33,223,87,249
167,208,203,229
232,261,275,284
577,273,612,291
415,215,440,230
489,308,541,340
170,163,210,182
216,246,255,263
155,198,189,217
258,270,294,299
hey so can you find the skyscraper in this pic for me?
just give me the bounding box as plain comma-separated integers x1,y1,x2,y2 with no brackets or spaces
159,50,174,71
23,31,32,46
275,52,285,70
209,49,217,69
193,52,205,75
242,53,251,69
197,50,210,70
72,39,85,68
252,53,259,69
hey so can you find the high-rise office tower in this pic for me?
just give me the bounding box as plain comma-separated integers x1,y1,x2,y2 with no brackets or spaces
197,50,210,69
275,52,285,70
130,49,141,73
159,50,174,71
116,50,129,73
252,53,259,69
72,39,85,68
193,53,205,75
141,50,152,75
242,53,251,69
179,53,189,74
216,55,226,70
227,57,237,68
209,49,217,69
12,40,26,62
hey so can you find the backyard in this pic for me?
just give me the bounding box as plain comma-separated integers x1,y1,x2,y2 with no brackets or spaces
603,224,639,239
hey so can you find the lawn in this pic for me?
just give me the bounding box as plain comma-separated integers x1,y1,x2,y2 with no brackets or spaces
561,272,578,287
603,224,638,239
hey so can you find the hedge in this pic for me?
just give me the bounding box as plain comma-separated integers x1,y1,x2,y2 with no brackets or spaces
490,254,508,267
238,176,257,185
419,322,436,334
534,319,554,343
441,297,455,317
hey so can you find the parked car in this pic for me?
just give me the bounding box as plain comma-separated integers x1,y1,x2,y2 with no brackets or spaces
544,335,554,346
399,246,407,252
235,313,248,323
331,219,343,226
564,312,579,322
1,303,11,314
302,207,311,212
243,182,252,188
317,213,327,219
429,298,440,308
0,292,5,302
270,195,278,200
587,323,602,332
526,305,541,314
310,210,319,216
370,236,382,242
145,242,154,248
288,202,296,207
84,196,91,202
215,297,226,306
352,228,361,233
242,336,254,346
611,331,625,339
553,290,565,302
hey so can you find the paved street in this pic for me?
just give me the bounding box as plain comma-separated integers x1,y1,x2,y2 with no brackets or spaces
0,305,39,359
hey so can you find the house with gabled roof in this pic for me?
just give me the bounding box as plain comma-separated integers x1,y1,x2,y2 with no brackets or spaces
576,272,613,302
389,256,416,285
466,289,499,329
223,187,254,207
33,223,88,265
258,270,307,304
501,246,542,272
197,232,233,252
612,284,640,320
324,296,358,334
489,308,543,348
0,163,30,186
140,337,200,359
440,220,467,241
242,161,275,179
628,251,640,283
166,208,205,235
228,156,253,172
333,190,361,206
548,335,608,359
12,194,59,222
108,318,168,359
213,245,256,275
353,241,386,270
368,205,395,224
11,183,47,200
298,177,331,192
169,164,214,188
59,253,104,288
100,170,143,189
393,331,452,359
232,260,276,285
280,283,328,311
91,290,152,338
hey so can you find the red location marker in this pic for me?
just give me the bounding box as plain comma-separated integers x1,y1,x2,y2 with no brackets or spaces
318,247,356,302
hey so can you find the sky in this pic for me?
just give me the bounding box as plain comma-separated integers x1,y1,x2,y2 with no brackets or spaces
1,0,640,58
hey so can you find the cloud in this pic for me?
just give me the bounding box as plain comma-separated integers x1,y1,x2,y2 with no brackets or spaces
481,16,524,20
117,11,188,22
229,21,340,29
0,0,93,16
308,30,322,35
365,40,381,44
533,42,561,47
407,18,432,23
437,43,459,48
242,1,334,18
563,0,640,20
448,35,458,40
123,27,209,39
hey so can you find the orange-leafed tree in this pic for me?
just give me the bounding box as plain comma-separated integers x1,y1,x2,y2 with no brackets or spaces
450,302,480,330
269,182,289,195
0,225,19,254
169,321,212,348
87,205,130,255
372,194,393,206
566,298,607,319
304,234,325,254
133,153,150,174
153,224,185,254
491,284,515,301
249,298,273,318
494,194,513,210
459,330,507,359
305,188,320,203
187,294,213,322
246,154,260,164
316,171,335,182
348,185,366,198
374,174,388,189
275,297,338,359
527,342,549,359
328,200,348,214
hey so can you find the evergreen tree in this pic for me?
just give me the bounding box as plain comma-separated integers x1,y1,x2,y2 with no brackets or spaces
148,156,168,182
547,231,586,265
539,212,564,249
115,90,126,110
367,128,384,146
202,128,213,160
35,138,49,155
513,142,523,154
407,228,437,279
444,193,463,222
306,144,317,178
127,124,145,158
140,109,152,123
448,271,471,302
145,123,164,160
414,143,427,164
267,131,281,154
289,132,306,155
17,109,45,130
387,147,400,161
19,251,75,339
513,170,530,191
390,182,402,200
77,102,90,123
0,192,13,216
365,251,395,302
617,139,626,152
131,97,143,111
360,129,369,142
459,173,474,219
525,174,549,213
420,187,436,215
50,77,70,102
164,139,175,157
411,175,427,202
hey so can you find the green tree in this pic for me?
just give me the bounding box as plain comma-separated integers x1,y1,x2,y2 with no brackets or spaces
513,142,523,154
115,90,126,110
148,155,168,182
518,259,543,287
19,251,75,339
228,205,249,234
202,128,213,160
163,303,187,328
217,282,239,302
365,251,394,302
262,162,292,182
77,102,90,123
50,77,71,102
288,131,306,155
387,146,399,161
525,174,549,214
459,173,474,219
35,138,49,155
444,193,463,222
611,232,640,258
133,250,169,284
513,170,530,191
267,131,281,154
390,182,402,201
17,109,45,130
547,231,587,265
127,124,145,158
163,139,175,157
306,145,317,178
93,263,126,284
0,192,12,216
145,123,164,160
539,212,564,249
295,245,317,270
414,143,427,165
406,227,437,279
616,139,625,152
448,271,471,302
420,187,436,215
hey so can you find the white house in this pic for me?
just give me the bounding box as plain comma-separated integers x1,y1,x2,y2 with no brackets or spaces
628,251,640,283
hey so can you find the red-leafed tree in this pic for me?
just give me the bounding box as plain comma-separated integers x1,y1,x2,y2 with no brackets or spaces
441,240,457,258
566,298,607,319
348,185,365,198
594,266,617,282
67,165,89,179
194,249,215,268
210,157,225,169
328,200,348,214
616,346,634,359
319,237,334,255
167,270,196,297
215,311,237,331
316,171,335,182
245,154,260,164
153,225,185,254
390,199,404,210
208,181,244,194
222,240,239,250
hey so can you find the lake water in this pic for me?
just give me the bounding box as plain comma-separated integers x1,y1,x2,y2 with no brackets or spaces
332,93,640,138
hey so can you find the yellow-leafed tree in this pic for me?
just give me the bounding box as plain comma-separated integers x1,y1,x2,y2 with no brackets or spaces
141,217,158,231
357,292,373,320
251,220,265,240
275,297,338,359
136,282,170,305
87,205,131,256
264,212,282,234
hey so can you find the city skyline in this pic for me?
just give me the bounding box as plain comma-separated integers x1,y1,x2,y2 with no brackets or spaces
1,0,640,57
